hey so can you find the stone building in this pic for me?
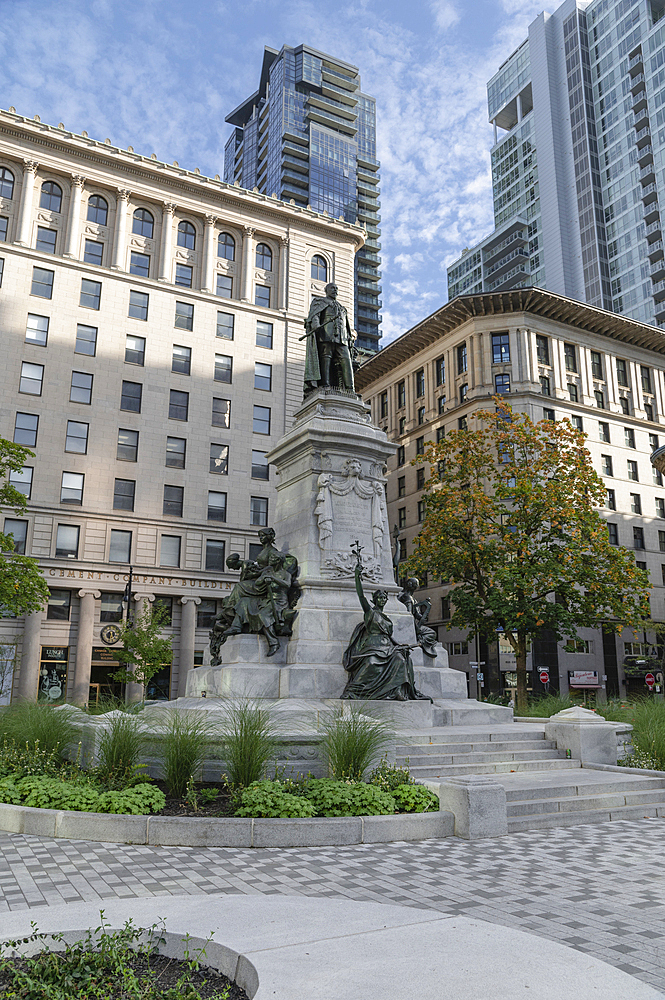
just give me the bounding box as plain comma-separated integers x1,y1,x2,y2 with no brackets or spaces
0,107,364,704
356,288,665,702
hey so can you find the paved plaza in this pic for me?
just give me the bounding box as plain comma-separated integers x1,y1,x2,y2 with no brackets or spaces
1,818,665,992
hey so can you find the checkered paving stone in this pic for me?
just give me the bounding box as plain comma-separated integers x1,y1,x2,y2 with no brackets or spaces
1,821,665,991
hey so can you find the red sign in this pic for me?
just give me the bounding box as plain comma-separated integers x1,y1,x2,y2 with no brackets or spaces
646,672,655,688
539,671,549,684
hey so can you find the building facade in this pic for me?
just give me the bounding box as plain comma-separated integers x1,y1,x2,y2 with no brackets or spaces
357,288,665,702
224,44,381,352
447,0,665,330
0,107,363,705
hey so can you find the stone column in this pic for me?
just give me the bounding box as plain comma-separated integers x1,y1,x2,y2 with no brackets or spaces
125,593,155,703
111,189,131,270
240,225,255,301
72,589,100,706
15,159,38,247
278,236,289,310
178,596,201,697
15,607,44,701
201,215,217,292
158,202,176,282
63,174,85,259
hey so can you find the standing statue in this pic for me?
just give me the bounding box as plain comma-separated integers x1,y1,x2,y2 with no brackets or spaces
302,282,356,394
209,528,301,663
398,578,438,660
341,544,432,702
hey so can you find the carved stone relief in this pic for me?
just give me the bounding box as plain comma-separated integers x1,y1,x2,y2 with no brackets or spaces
315,458,388,582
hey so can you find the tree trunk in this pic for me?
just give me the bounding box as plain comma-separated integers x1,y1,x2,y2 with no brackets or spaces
515,635,529,713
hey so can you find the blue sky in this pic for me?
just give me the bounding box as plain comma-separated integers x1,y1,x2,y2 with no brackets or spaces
0,0,544,343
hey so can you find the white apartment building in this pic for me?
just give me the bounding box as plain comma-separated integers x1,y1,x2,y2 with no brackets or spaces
357,287,665,702
0,107,364,705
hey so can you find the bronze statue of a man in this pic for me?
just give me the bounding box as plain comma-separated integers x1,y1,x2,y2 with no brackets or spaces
303,282,356,394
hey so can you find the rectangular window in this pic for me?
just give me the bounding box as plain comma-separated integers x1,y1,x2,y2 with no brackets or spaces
599,422,610,443
399,416,406,435
417,500,426,522
36,226,56,254
20,362,44,396
379,392,389,422
459,384,468,403
0,218,6,241
14,412,38,447
252,404,271,435
61,472,84,504
398,539,407,560
216,312,234,340
595,390,605,409
660,530,665,552
128,289,149,320
165,436,186,469
492,332,510,364
564,638,591,654
495,373,510,394
641,366,652,394
645,402,654,422
397,476,405,498
590,351,603,380
397,446,405,466
608,523,619,545
543,408,555,422
4,518,27,554
250,496,268,526
216,274,233,298
435,357,445,386
627,460,639,482
397,381,406,408
536,335,549,365
214,354,233,383
655,467,664,487
197,600,218,628
26,313,49,346
119,380,142,413
255,362,272,391
634,526,645,550
129,252,150,278
571,415,583,431
9,467,33,498
620,396,630,414
113,478,135,511
210,443,229,475
438,396,446,414
564,343,577,372
117,428,138,462
31,267,54,298
398,507,406,529
457,344,467,373
125,335,145,365
83,239,103,267
205,539,226,572
55,524,79,559
65,420,88,454
70,371,93,404
417,405,425,425
100,592,123,622
168,389,188,420
212,397,231,428
416,437,425,456
625,427,636,448
175,301,194,330
163,486,184,518
80,278,101,310
251,450,269,480
607,488,616,510
441,596,451,621
160,534,181,567
172,344,191,375
47,589,71,621
415,369,425,397
255,284,271,308
75,324,97,356
154,596,173,626
175,263,193,288
540,376,551,396
657,498,665,519
630,493,642,514
616,359,629,387
208,491,227,521
601,455,613,476
568,383,578,402
436,426,445,443
108,529,132,563
458,416,467,430
449,641,468,656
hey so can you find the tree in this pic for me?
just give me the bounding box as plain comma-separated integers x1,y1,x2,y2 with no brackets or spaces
111,604,173,703
406,400,651,711
0,439,49,616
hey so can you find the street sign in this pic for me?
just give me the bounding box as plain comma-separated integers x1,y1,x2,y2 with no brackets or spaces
539,671,549,684
477,673,484,682
646,672,655,688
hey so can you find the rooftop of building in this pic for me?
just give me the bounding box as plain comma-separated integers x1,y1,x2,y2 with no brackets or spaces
356,287,665,389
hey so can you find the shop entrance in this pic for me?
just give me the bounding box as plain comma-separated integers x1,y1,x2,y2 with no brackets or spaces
39,647,68,701
90,647,123,704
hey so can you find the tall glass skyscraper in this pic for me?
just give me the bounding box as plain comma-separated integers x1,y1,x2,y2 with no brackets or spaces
447,0,665,330
224,45,381,351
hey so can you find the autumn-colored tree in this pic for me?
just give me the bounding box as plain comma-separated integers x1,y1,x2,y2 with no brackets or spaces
0,439,49,616
406,399,650,711
112,604,173,703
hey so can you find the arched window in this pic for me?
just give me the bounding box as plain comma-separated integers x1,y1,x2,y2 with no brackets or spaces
218,231,235,260
87,194,108,226
255,243,272,271
132,208,154,239
40,180,62,213
0,167,15,200
177,220,196,250
311,254,328,282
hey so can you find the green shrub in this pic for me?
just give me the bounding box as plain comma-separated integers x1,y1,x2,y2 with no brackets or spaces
318,707,396,781
218,700,284,789
0,774,165,814
304,778,396,816
0,777,21,804
391,783,439,813
154,709,217,798
368,755,413,792
0,738,62,778
624,699,665,770
96,712,147,789
234,781,316,818
0,702,79,757
97,784,165,815
514,695,575,718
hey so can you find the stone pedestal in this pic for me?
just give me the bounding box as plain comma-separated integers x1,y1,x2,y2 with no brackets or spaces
545,706,622,765
438,776,508,840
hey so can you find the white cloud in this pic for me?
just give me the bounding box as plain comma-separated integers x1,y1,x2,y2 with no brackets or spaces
430,0,461,32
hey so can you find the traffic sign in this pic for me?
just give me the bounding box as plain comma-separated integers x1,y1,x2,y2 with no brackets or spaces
646,672,655,688
539,671,549,684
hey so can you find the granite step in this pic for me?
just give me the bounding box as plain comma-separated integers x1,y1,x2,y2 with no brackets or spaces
408,758,582,778
503,775,665,802
507,788,665,817
507,801,665,831
400,749,565,769
398,739,558,756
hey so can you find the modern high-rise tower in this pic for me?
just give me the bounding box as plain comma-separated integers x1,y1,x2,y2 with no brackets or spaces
447,0,665,330
224,45,381,352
